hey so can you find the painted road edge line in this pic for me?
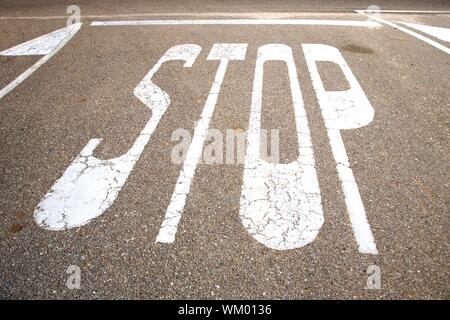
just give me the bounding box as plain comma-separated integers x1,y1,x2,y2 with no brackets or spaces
355,10,450,55
90,19,381,27
2,11,450,20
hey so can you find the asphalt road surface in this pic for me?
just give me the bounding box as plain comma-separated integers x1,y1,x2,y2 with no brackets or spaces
0,1,449,299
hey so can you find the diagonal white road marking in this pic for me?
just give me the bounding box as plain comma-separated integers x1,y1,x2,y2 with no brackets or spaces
0,23,82,100
355,10,450,55
398,22,450,42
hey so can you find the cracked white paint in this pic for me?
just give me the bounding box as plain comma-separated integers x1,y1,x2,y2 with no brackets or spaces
399,22,450,42
1,24,80,55
240,44,323,251
156,43,248,243
0,23,82,100
34,44,201,230
303,44,378,254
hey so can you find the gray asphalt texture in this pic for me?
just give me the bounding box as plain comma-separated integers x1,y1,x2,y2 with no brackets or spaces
0,1,449,299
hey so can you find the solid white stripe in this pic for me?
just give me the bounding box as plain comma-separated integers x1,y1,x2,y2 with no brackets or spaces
398,22,450,42
356,10,450,14
90,19,381,27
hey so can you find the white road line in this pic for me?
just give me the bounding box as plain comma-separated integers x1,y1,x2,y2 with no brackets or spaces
355,10,450,55
0,23,82,100
2,10,449,21
239,44,323,250
0,24,78,55
356,10,450,14
1,10,448,21
34,44,201,230
398,22,450,42
303,44,378,254
1,12,288,20
91,19,381,27
156,43,248,244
